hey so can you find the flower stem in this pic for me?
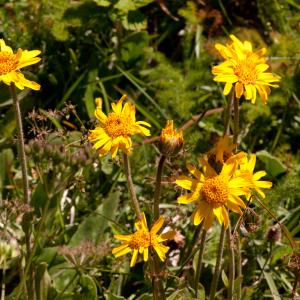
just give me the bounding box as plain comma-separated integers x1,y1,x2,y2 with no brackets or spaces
227,225,235,300
209,225,226,300
233,98,239,144
224,91,233,136
152,255,166,300
194,229,207,297
153,155,166,220
122,153,142,219
10,83,33,299
10,83,30,204
236,237,242,300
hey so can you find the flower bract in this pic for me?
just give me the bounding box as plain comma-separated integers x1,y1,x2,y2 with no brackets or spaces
0,39,41,90
112,213,175,267
159,120,184,156
88,95,151,158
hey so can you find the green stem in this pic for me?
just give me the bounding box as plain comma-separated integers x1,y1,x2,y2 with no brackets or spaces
153,155,166,220
224,91,233,136
10,83,30,204
227,225,235,300
10,83,33,300
152,255,165,300
122,153,142,219
233,98,239,144
194,229,207,297
209,225,226,300
236,237,242,300
16,178,52,300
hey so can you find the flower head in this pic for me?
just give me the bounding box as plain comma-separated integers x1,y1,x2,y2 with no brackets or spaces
176,153,251,230
239,154,272,198
0,39,41,90
159,120,184,156
112,213,175,267
209,135,236,164
212,35,280,104
88,95,151,158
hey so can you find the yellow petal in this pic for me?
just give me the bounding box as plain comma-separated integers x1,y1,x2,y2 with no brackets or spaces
130,249,139,267
223,82,233,95
151,216,165,235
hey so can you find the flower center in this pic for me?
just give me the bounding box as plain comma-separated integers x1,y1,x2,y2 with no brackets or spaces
0,52,18,75
234,59,257,85
103,112,132,139
129,230,150,249
201,175,229,207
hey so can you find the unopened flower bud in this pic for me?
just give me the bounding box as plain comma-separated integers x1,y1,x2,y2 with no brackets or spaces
159,120,183,157
266,225,281,243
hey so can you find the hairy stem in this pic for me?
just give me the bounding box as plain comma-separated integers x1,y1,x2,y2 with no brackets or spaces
10,83,33,299
152,255,166,300
236,237,242,300
122,153,142,219
209,225,226,300
10,83,30,204
227,225,235,300
194,229,207,297
233,98,239,144
153,155,166,220
224,91,233,136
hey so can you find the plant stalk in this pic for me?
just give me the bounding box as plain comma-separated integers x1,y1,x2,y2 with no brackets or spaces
236,237,242,300
227,225,235,300
233,97,239,144
153,155,166,220
152,255,165,300
10,83,33,300
224,91,234,136
209,225,226,300
122,153,142,219
10,83,30,204
194,229,207,297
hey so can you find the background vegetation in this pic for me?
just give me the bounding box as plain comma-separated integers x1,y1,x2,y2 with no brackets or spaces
0,0,299,299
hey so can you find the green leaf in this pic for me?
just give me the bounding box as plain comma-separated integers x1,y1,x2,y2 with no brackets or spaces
114,0,154,12
93,0,111,7
80,274,97,299
104,293,126,300
221,270,229,288
257,256,281,300
69,191,120,246
0,149,14,196
256,150,286,178
167,288,194,300
35,263,51,300
83,69,98,118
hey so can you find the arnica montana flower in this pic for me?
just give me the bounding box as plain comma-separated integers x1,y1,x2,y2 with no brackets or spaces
239,154,272,199
176,155,252,230
112,213,175,267
159,120,184,156
212,35,280,104
0,39,41,90
209,135,236,164
88,95,151,158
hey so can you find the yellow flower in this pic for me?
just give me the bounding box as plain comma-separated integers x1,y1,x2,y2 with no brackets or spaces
239,154,272,199
176,155,252,230
212,35,280,104
112,213,175,267
88,95,151,158
210,135,236,164
0,39,41,90
159,120,184,156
